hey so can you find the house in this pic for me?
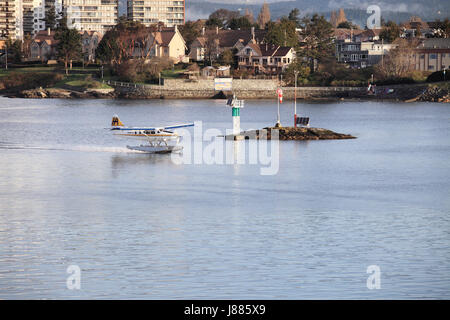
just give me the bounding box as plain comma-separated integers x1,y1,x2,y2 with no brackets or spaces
29,29,102,63
236,43,295,75
132,26,188,63
335,39,397,68
412,38,450,72
189,27,267,62
81,31,102,62
332,28,364,41
29,29,58,61
400,16,434,38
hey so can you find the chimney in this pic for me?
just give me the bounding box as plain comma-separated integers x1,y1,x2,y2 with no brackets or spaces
174,25,177,33
202,27,205,36
216,26,219,35
251,26,255,41
47,27,51,36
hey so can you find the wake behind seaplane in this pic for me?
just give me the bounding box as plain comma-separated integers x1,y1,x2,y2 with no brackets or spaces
110,115,194,153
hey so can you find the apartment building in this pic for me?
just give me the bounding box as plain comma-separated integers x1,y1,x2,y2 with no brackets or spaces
32,1,63,34
0,0,23,39
413,38,450,72
63,0,118,33
127,0,185,27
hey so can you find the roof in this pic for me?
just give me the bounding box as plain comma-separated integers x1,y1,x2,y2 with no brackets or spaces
159,29,176,46
332,28,364,40
418,38,450,49
194,29,267,49
401,16,430,30
241,43,292,57
34,30,56,42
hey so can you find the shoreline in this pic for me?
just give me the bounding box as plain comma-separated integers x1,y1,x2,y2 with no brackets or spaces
1,82,449,103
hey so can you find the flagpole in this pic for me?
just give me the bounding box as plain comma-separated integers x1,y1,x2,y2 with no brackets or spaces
294,71,298,127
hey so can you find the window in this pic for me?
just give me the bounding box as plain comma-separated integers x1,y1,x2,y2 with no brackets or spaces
430,54,437,59
428,65,434,70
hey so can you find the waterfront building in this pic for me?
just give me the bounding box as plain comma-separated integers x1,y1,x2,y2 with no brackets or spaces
236,42,295,76
413,38,450,72
127,0,185,27
131,26,187,63
335,39,397,68
29,28,58,60
189,27,267,62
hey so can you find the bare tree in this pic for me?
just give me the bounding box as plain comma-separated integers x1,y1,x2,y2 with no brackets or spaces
375,39,419,79
257,2,271,29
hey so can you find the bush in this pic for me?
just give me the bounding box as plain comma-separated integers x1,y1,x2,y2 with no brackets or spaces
117,58,174,83
0,72,64,90
427,70,449,83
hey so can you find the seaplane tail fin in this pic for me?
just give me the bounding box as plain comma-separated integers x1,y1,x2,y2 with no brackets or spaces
111,115,124,127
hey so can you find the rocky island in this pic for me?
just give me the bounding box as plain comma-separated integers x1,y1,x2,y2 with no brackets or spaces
226,126,356,140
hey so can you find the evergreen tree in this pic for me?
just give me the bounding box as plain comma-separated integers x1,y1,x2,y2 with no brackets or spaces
380,21,401,42
264,18,298,47
297,14,334,71
288,8,300,28
55,26,82,74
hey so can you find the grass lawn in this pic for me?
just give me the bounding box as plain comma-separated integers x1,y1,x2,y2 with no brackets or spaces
54,73,112,89
161,68,186,79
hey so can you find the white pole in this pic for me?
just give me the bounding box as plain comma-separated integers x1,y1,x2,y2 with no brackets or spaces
294,71,298,126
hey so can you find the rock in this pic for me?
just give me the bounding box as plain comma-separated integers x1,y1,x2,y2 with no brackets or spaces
226,127,356,140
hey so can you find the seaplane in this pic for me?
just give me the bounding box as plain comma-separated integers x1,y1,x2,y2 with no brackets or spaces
110,115,194,153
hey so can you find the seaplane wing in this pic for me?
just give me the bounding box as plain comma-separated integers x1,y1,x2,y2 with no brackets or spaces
110,115,193,131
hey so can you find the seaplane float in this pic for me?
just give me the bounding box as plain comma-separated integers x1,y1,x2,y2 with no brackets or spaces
110,115,194,153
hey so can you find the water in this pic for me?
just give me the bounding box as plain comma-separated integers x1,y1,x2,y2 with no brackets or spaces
0,97,449,299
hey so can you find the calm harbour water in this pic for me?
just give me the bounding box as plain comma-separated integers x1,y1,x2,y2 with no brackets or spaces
0,97,449,299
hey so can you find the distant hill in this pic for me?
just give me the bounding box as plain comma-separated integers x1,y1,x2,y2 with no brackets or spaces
118,0,449,28
186,0,450,27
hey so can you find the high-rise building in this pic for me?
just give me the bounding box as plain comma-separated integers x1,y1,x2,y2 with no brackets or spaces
127,0,185,27
33,1,63,34
22,0,40,34
0,0,23,39
63,0,118,33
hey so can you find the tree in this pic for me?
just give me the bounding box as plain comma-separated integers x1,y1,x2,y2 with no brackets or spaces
375,38,419,79
297,14,334,72
337,21,358,29
96,20,158,66
283,59,310,85
219,49,234,66
6,39,22,63
179,20,204,47
380,21,401,43
288,8,300,27
257,2,271,29
228,16,253,30
264,17,298,47
206,9,239,28
55,27,82,74
244,9,254,24
96,29,121,65
204,33,220,65
41,5,57,30
433,18,450,38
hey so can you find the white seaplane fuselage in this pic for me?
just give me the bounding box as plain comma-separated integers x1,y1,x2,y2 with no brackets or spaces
110,116,193,153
